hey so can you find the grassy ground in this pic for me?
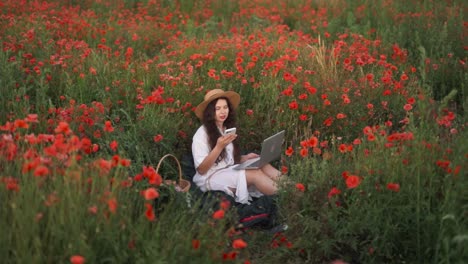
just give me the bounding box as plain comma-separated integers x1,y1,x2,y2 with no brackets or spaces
0,0,466,263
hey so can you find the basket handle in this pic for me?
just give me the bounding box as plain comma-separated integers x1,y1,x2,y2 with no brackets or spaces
155,154,183,183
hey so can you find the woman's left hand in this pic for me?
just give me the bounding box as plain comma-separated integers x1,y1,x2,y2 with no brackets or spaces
241,153,259,163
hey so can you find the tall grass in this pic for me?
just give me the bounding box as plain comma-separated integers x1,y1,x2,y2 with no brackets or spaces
1,0,466,263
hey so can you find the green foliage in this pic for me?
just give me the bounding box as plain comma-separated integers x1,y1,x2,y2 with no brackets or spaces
0,0,466,263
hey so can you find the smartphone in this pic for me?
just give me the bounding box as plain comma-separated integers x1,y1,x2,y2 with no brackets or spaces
224,127,236,135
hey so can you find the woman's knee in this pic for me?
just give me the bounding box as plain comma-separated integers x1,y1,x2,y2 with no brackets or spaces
245,169,262,184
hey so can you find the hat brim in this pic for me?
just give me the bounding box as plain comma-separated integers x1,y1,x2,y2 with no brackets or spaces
195,91,240,120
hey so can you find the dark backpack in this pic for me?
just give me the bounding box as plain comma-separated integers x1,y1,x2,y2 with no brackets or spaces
235,195,278,230
181,153,279,230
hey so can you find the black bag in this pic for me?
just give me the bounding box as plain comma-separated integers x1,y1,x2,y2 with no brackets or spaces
235,195,278,230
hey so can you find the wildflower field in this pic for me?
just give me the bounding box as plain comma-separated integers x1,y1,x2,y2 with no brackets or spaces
0,0,466,263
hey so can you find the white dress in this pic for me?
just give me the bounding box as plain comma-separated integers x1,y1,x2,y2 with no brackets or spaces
191,126,263,204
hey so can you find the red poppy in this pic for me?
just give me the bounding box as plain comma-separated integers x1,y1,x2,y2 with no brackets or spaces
142,166,162,186
192,239,200,250
307,136,318,148
367,134,376,141
363,126,373,135
336,113,346,119
285,146,294,157
14,119,29,129
153,134,163,142
143,188,159,200
295,183,305,192
4,177,20,192
88,206,98,215
299,147,308,157
407,97,416,104
120,158,131,167
232,238,248,249
338,144,347,153
25,114,38,123
346,175,362,189
328,187,341,198
55,122,72,135
104,121,114,132
212,209,225,220
89,67,97,75
145,203,155,221
109,140,118,152
223,251,237,260
70,255,85,264
386,183,400,192
107,198,118,213
220,199,231,210
33,165,49,177
289,100,298,110
403,104,413,111
98,159,113,174
312,147,322,155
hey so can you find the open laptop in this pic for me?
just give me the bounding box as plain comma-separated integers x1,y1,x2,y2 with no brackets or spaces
233,130,285,170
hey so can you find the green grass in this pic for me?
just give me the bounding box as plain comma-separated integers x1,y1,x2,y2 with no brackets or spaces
0,0,466,263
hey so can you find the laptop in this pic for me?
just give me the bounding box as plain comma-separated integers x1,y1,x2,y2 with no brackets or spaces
233,130,285,170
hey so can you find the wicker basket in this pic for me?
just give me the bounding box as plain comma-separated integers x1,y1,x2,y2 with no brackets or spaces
155,154,191,193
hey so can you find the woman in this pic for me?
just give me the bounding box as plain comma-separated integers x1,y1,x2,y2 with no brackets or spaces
192,89,283,204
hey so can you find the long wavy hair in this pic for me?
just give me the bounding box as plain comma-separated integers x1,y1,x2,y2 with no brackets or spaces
202,97,240,164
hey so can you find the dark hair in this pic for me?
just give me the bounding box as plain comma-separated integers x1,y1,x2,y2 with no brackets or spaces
202,97,240,164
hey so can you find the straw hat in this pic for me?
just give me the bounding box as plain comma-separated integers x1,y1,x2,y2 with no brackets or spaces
194,89,240,120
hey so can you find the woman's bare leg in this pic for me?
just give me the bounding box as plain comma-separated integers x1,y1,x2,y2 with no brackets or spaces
260,164,283,181
245,169,277,195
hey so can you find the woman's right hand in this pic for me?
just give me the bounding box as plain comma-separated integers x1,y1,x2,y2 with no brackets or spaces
216,134,237,149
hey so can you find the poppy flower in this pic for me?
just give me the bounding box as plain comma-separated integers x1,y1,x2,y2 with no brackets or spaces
289,100,298,110
145,203,155,221
346,175,362,189
212,209,225,220
295,183,305,192
328,187,341,198
386,183,400,192
89,67,97,75
299,147,308,157
307,136,318,148
403,104,413,111
285,146,294,157
192,239,200,250
109,140,118,152
107,198,118,213
336,113,346,119
338,144,347,153
104,121,114,132
88,206,98,215
14,119,29,129
70,255,85,264
223,251,237,260
153,134,163,142
220,199,231,210
33,165,49,177
55,122,72,135
232,238,248,249
143,188,159,200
